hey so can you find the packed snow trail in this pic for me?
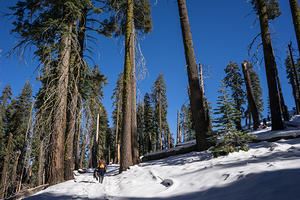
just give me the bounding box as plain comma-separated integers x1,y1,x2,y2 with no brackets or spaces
25,136,300,199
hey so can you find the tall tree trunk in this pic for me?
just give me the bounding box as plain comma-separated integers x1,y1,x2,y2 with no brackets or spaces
115,95,120,164
74,99,82,170
242,61,260,130
159,92,162,150
289,0,300,56
64,71,78,180
17,103,34,192
177,0,210,151
120,0,133,173
288,42,300,114
131,25,139,165
177,110,179,144
0,133,13,199
257,0,284,130
199,63,213,131
74,8,87,171
92,113,100,168
11,151,21,193
275,67,289,121
79,122,88,169
37,139,44,186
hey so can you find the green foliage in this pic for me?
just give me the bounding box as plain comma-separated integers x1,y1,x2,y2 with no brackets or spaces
143,92,154,153
136,101,145,155
106,0,152,37
251,0,281,20
151,73,170,150
223,62,246,130
248,63,264,118
211,82,253,157
180,104,194,141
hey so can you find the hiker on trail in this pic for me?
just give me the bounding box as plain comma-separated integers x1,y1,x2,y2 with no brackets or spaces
95,156,107,183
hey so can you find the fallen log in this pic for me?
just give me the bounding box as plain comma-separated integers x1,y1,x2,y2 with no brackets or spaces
6,184,49,200
142,143,197,162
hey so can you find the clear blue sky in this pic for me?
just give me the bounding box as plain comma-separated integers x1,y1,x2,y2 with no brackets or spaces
0,0,298,141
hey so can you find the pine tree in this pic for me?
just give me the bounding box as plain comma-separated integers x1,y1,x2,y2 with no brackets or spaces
223,62,246,130
211,83,252,157
151,73,170,150
251,0,284,130
241,61,261,130
247,63,264,118
107,0,152,171
143,93,154,153
180,104,194,142
136,101,145,155
112,73,124,163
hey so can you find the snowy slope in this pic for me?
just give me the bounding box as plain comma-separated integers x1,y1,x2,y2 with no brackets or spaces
24,118,300,200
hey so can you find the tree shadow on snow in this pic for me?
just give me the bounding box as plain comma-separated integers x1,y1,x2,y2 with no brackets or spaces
25,168,300,200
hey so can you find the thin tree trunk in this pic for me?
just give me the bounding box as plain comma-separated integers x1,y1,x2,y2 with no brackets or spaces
79,121,88,169
131,25,139,165
17,103,34,192
11,151,21,192
0,133,13,199
288,42,300,114
199,63,213,131
168,133,171,148
37,139,44,186
257,0,284,130
120,0,134,173
242,61,260,130
115,96,120,164
74,100,82,170
177,0,210,151
179,125,182,143
159,92,162,150
177,110,179,144
274,66,289,121
289,0,300,56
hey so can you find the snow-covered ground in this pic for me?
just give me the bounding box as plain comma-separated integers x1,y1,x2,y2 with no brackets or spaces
24,118,300,200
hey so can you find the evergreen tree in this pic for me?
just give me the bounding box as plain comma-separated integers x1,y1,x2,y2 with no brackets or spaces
223,62,246,130
180,104,194,142
143,93,154,153
151,73,169,150
248,63,264,118
251,0,284,130
211,83,252,157
107,0,152,171
136,101,145,155
111,73,123,163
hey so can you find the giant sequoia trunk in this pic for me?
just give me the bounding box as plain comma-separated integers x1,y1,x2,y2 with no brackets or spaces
177,0,210,151
64,59,78,181
120,0,133,173
257,0,284,130
289,0,300,55
130,25,139,165
242,61,260,130
48,24,72,185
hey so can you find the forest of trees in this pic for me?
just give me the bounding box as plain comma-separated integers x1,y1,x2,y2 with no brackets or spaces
0,0,300,198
